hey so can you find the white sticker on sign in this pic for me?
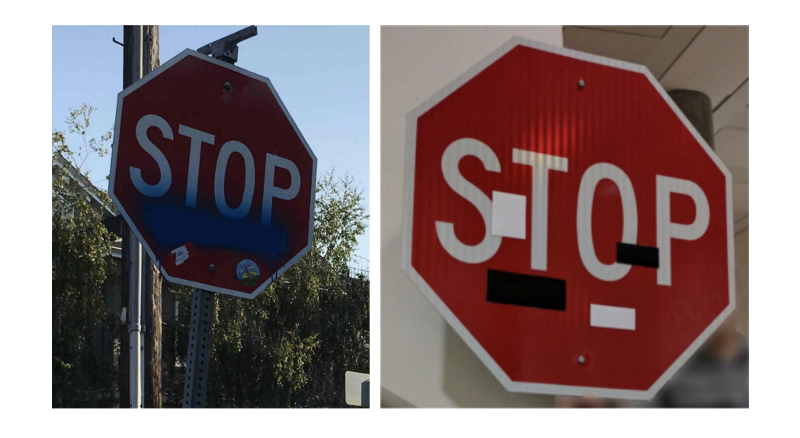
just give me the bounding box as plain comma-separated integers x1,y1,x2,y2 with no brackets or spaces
171,245,190,266
590,304,636,331
491,191,526,239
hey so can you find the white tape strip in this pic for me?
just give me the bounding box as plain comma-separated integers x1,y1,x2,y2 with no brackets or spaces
590,304,636,331
491,191,526,239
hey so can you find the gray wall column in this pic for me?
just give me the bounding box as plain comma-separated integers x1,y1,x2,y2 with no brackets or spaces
668,89,715,150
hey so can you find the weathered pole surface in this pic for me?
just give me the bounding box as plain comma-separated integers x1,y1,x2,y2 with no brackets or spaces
141,25,163,409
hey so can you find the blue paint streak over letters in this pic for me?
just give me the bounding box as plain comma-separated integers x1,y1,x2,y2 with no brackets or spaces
141,199,289,261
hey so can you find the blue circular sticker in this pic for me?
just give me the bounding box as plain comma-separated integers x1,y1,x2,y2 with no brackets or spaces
236,259,260,286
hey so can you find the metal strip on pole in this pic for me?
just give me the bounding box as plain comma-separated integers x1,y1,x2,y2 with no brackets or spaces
182,288,215,408
128,234,143,409
125,25,145,409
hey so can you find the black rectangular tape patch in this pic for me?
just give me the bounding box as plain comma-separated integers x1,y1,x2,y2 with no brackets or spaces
616,242,659,268
486,269,566,311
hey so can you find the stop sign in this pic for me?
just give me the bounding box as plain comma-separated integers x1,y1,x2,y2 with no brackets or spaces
110,50,317,299
402,38,735,399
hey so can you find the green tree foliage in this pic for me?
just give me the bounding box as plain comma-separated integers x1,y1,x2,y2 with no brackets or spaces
164,172,370,407
52,104,117,407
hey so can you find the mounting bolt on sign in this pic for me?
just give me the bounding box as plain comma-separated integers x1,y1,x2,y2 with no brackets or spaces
402,38,735,400
110,49,317,299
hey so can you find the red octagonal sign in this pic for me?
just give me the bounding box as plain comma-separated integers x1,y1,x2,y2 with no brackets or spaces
110,50,317,299
402,38,735,399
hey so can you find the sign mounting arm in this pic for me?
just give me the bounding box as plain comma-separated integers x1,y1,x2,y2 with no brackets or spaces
196,25,257,65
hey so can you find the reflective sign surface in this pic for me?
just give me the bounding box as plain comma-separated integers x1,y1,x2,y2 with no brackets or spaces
402,38,734,399
111,50,317,298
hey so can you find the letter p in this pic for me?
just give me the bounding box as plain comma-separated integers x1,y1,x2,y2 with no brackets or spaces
262,153,300,227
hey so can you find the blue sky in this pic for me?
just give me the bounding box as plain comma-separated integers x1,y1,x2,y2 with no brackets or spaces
52,25,370,269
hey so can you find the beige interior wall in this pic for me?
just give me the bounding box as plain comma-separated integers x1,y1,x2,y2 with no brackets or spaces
380,26,563,408
735,227,749,336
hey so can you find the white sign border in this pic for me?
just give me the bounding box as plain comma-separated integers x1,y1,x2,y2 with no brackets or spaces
109,49,318,300
400,36,736,400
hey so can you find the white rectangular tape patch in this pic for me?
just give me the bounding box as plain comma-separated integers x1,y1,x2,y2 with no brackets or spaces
491,191,526,239
590,304,636,331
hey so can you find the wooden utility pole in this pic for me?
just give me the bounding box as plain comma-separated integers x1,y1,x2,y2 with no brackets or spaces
141,25,163,409
118,25,162,408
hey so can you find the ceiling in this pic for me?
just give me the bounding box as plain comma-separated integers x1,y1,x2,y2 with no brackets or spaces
564,26,749,233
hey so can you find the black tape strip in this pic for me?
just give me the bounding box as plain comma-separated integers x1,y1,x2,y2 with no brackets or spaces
486,270,566,311
616,242,659,268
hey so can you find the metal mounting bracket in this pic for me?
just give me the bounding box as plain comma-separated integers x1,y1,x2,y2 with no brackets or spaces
197,25,257,65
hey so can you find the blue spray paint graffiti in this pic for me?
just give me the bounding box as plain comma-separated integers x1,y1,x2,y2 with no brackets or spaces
141,198,289,262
